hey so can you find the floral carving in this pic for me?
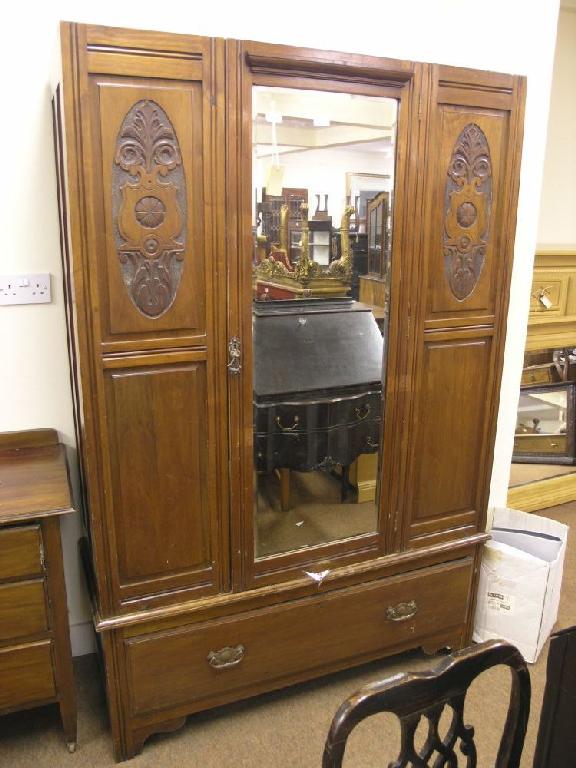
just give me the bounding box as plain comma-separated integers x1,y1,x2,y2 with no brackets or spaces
112,100,186,318
443,123,492,301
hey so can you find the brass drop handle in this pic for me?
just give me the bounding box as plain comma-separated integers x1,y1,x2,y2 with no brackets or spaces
207,644,245,670
549,442,558,448
275,415,300,432
355,403,371,421
386,600,418,622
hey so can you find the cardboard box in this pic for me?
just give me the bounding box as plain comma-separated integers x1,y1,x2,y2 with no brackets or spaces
473,507,568,663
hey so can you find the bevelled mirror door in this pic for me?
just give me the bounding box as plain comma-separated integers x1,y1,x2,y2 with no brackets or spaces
251,85,398,563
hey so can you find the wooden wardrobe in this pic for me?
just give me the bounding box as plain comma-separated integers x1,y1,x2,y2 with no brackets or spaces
54,22,525,761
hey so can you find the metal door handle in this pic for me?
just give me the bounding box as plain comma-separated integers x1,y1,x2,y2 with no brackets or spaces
227,337,242,374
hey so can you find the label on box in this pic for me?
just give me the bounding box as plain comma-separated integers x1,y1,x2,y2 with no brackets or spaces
486,591,515,613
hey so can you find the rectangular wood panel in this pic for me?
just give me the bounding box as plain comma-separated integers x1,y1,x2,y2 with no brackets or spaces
95,78,205,339
408,335,492,532
426,107,508,322
104,360,218,601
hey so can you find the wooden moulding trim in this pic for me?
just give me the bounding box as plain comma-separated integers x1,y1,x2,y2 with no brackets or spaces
0,507,75,526
102,347,207,369
0,429,59,450
245,53,414,86
93,533,489,632
86,43,202,61
507,473,576,513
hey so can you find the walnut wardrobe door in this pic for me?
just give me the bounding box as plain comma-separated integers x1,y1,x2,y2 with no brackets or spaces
402,65,526,548
74,27,228,610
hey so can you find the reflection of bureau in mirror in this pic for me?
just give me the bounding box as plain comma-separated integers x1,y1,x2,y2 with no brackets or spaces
252,86,396,553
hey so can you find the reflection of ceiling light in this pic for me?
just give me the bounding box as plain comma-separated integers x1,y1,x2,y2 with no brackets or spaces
265,111,282,124
313,117,330,127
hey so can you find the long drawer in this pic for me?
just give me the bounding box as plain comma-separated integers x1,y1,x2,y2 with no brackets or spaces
125,558,473,716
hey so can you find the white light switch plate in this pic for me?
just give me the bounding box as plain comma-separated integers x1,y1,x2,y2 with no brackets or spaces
0,273,52,305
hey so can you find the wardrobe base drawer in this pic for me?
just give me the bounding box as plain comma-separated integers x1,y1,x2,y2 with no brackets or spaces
125,558,473,716
0,641,56,712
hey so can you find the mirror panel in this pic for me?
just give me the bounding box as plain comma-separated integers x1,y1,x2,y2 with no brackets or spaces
251,86,397,560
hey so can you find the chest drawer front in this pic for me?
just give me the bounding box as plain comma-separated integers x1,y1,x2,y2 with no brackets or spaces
0,526,43,581
126,559,473,716
514,434,568,455
0,641,55,711
0,580,49,643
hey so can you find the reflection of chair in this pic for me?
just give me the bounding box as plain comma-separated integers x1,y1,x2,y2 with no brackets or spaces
322,640,530,768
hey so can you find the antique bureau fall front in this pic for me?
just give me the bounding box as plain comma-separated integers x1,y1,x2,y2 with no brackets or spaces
53,22,525,761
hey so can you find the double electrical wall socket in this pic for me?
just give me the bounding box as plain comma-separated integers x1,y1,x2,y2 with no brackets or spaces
0,274,52,305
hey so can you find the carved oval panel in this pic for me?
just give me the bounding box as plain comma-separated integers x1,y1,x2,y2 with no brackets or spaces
112,100,187,318
443,123,492,301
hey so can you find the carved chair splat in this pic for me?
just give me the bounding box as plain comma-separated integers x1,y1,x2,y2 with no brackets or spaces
322,640,530,768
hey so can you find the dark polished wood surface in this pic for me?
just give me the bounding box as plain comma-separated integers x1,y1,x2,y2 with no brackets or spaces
0,430,73,524
56,21,525,760
0,429,77,752
533,625,576,768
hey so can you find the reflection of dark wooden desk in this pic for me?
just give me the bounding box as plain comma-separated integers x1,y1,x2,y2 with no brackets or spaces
0,429,77,752
253,299,383,509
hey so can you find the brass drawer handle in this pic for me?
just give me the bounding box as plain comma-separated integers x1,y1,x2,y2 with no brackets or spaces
207,644,245,670
549,442,558,448
355,403,371,421
386,600,418,622
275,415,300,432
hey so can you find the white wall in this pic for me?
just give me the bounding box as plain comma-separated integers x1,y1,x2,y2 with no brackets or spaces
0,0,560,654
537,7,576,246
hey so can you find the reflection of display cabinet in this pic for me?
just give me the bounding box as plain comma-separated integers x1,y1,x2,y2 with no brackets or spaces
259,187,307,253
367,191,390,277
309,220,332,266
55,23,525,761
513,382,576,465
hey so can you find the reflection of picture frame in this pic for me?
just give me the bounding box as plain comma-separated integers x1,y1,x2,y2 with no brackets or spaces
346,172,391,231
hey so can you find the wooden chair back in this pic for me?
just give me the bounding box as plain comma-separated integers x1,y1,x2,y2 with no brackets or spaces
322,640,530,768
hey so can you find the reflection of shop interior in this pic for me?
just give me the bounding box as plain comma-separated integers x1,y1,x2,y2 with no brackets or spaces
509,251,576,511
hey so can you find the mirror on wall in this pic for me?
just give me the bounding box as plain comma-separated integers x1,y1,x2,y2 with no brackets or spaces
251,85,398,559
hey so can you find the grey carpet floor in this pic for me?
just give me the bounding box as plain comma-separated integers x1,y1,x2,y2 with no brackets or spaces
0,502,573,767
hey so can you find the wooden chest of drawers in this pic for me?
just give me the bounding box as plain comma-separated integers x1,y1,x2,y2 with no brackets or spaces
0,429,77,752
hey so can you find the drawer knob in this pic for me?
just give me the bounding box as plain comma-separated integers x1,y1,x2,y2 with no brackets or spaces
275,415,300,432
386,600,418,622
207,644,245,669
